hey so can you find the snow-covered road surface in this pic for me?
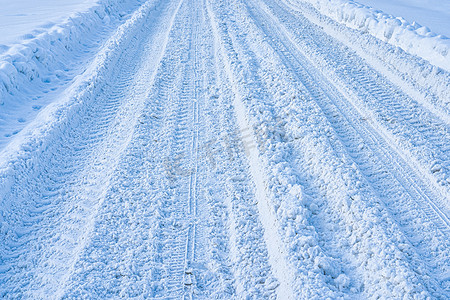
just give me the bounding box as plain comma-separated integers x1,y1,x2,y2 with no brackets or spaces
0,0,449,298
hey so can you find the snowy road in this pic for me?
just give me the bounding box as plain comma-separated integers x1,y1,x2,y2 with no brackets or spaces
0,0,449,298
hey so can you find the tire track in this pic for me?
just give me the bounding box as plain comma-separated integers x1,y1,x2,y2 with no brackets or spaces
207,0,302,298
0,0,183,297
283,0,450,120
249,2,450,291
182,4,201,297
2,0,447,298
240,0,449,296
267,0,450,211
251,0,450,236
202,0,280,297
162,2,200,297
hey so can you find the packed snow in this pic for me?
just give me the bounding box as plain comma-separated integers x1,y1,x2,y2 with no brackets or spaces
0,0,449,298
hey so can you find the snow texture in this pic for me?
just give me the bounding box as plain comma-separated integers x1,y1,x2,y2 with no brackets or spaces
0,0,144,147
0,0,449,298
0,0,98,46
297,0,450,72
354,0,450,38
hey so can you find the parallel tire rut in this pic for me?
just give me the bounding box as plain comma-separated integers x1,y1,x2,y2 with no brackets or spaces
0,0,448,298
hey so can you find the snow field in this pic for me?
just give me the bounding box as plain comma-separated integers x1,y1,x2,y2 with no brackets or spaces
0,0,448,298
354,0,450,38
0,0,144,147
296,0,450,72
0,0,101,46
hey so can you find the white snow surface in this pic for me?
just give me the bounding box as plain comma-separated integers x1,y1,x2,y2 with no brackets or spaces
355,0,450,38
0,0,98,46
0,0,144,148
0,0,449,298
297,0,450,72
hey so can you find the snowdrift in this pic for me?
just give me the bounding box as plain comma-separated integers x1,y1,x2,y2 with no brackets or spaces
299,0,450,72
0,0,144,105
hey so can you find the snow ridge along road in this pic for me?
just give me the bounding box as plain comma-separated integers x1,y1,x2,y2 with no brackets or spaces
0,0,449,298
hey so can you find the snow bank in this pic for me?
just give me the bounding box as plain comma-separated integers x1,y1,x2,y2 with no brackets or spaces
299,0,450,72
354,0,450,38
0,0,154,184
0,0,143,105
0,0,98,46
